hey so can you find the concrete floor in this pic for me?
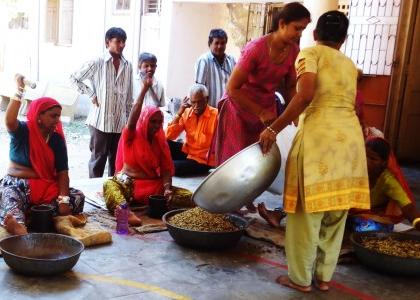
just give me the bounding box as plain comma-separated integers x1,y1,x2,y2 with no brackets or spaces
1,170,420,300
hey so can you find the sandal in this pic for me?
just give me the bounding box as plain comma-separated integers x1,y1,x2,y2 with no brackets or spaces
276,275,312,293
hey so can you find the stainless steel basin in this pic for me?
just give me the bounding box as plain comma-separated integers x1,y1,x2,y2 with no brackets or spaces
0,233,84,276
193,142,281,213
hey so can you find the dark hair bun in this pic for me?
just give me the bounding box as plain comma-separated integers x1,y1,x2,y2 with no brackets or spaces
315,11,349,43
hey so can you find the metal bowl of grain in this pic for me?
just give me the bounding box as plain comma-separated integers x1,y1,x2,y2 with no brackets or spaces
162,208,248,250
350,231,420,276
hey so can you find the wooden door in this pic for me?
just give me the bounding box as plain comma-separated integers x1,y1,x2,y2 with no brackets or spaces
396,4,420,161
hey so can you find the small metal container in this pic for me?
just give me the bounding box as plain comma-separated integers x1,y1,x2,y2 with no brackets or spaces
148,195,168,219
30,204,54,233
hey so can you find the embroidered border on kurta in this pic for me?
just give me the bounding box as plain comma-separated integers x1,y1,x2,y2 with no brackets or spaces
284,177,370,213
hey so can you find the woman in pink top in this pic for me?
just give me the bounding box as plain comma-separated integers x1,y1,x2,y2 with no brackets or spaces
213,2,311,165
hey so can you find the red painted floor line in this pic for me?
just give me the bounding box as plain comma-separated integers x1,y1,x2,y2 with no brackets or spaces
135,231,377,300
237,252,378,300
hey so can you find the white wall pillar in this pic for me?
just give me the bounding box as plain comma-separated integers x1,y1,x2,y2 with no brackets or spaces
301,0,339,48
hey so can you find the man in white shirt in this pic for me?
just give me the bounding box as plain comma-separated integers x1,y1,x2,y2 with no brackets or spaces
194,28,236,108
133,52,165,108
70,27,133,178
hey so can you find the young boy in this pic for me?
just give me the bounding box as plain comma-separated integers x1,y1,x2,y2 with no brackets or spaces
134,52,165,107
71,27,133,178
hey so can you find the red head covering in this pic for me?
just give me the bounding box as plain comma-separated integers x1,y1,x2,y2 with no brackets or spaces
27,97,63,204
116,105,174,176
115,106,174,203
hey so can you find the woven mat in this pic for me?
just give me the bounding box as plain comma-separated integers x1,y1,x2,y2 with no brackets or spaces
245,213,286,247
85,206,167,234
54,214,112,247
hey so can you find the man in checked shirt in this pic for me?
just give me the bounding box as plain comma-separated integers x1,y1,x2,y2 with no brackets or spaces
71,27,133,178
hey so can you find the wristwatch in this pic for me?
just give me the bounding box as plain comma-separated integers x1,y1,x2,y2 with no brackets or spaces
58,195,70,205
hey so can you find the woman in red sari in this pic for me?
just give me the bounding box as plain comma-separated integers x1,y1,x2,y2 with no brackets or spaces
103,76,192,225
0,75,84,235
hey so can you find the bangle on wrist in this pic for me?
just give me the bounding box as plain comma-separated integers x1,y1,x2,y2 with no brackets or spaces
412,217,420,228
15,90,24,97
58,195,70,205
266,126,278,136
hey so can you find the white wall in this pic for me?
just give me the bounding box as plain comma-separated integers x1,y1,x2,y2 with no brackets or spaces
0,0,36,78
38,0,141,83
159,2,242,99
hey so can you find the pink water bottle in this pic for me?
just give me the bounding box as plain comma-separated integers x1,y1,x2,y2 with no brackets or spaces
116,202,129,234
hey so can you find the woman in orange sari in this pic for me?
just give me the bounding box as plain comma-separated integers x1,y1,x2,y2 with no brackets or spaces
0,75,84,235
103,76,192,225
350,137,420,231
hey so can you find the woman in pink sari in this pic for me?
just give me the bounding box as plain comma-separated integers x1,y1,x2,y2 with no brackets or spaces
213,2,311,165
103,77,192,225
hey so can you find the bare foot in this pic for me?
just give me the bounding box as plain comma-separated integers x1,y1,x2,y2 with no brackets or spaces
257,203,283,228
276,275,311,293
314,279,329,291
128,211,142,226
246,202,257,213
4,214,28,235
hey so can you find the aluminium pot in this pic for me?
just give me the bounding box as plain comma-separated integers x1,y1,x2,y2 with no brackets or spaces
192,142,281,213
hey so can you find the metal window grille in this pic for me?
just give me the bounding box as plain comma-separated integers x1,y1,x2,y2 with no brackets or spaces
144,0,161,15
116,0,131,10
342,0,401,75
338,2,350,16
245,3,265,44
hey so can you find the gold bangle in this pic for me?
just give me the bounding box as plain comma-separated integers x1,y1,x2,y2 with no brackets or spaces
412,217,420,227
266,126,278,136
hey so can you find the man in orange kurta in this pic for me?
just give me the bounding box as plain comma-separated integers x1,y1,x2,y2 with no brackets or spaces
166,84,218,176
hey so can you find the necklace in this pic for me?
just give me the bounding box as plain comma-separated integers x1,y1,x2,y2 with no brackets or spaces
268,35,289,64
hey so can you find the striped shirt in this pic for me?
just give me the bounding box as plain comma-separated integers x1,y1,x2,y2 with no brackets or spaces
133,74,165,107
194,51,236,107
70,51,133,133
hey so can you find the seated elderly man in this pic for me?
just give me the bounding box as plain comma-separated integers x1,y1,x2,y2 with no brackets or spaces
166,83,217,176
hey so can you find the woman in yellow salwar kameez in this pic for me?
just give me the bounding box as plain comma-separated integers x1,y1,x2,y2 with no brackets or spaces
259,11,370,293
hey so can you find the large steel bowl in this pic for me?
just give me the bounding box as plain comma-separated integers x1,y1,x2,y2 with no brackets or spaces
193,142,281,213
0,233,84,276
163,209,249,250
351,231,420,276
